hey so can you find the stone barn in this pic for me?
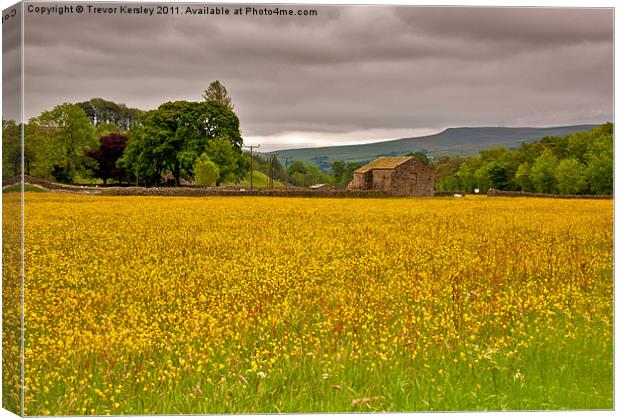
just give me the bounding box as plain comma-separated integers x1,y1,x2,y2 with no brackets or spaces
346,156,434,197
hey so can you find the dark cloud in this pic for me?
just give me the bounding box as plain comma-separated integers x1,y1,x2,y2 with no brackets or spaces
3,4,22,122
15,3,613,149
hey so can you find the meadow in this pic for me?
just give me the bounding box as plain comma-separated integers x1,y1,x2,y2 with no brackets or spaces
9,193,613,414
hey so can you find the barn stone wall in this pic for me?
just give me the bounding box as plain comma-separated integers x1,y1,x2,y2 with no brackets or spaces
346,172,372,191
388,159,434,196
398,158,434,196
371,169,392,192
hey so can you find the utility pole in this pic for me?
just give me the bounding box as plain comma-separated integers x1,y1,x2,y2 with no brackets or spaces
268,155,272,189
269,155,274,189
244,144,260,191
284,157,289,189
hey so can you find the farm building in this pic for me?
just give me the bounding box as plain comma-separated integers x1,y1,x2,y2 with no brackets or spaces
346,156,434,197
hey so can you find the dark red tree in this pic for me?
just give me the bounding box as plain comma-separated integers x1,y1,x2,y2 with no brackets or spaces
87,133,128,185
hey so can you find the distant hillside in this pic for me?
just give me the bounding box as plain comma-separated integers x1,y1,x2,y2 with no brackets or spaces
269,125,598,171
222,170,284,188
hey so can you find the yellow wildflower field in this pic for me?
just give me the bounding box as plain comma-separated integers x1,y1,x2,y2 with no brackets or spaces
10,193,615,413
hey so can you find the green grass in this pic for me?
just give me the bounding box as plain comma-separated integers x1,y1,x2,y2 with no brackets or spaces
34,313,611,414
2,184,47,193
66,318,610,414
222,170,284,188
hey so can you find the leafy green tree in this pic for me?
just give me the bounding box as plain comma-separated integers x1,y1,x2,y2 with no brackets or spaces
512,142,545,166
331,160,345,184
77,98,144,130
530,151,559,193
287,160,305,176
566,131,589,164
555,158,588,195
305,165,321,186
341,162,361,186
429,124,612,195
539,135,570,159
203,80,234,110
406,151,431,166
26,103,97,182
474,163,492,193
2,120,22,177
433,155,469,191
119,100,243,186
587,156,612,195
488,161,510,190
455,162,476,192
194,153,219,186
118,119,167,186
286,161,306,186
205,136,243,186
284,161,334,187
515,163,533,191
474,160,509,192
583,124,613,195
305,164,334,186
291,172,305,187
479,147,507,162
95,122,123,137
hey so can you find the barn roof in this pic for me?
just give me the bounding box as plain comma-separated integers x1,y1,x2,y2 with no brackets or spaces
355,156,413,174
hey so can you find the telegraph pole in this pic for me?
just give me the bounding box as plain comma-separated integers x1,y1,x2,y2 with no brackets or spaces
244,144,260,191
269,155,274,189
284,156,289,189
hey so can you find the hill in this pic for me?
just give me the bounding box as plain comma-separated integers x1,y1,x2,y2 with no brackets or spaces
268,125,598,170
222,170,284,188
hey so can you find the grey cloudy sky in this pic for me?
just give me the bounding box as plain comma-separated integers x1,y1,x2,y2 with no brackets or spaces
8,3,615,150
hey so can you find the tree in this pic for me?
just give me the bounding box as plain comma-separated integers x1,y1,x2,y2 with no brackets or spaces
474,163,492,193
331,160,345,184
487,161,510,190
26,103,97,182
530,151,559,193
555,158,588,195
455,162,476,192
118,122,166,187
205,136,243,186
433,155,469,192
87,133,128,184
119,100,243,186
474,161,509,192
515,163,533,192
285,161,333,187
2,120,22,177
406,151,431,166
305,164,330,186
287,160,306,178
95,122,123,137
291,172,305,187
341,162,361,186
479,147,508,162
566,131,589,164
539,135,569,159
202,80,234,110
585,125,613,195
194,153,219,186
77,98,144,130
